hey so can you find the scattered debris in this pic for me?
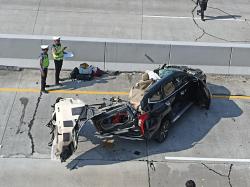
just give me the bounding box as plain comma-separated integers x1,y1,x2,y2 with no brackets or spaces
70,63,104,81
133,151,141,155
102,139,114,149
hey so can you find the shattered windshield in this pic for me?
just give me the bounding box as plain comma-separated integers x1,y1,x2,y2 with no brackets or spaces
158,68,177,78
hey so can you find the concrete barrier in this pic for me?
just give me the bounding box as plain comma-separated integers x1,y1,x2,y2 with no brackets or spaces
106,42,170,64
230,47,250,67
169,43,233,74
0,37,41,59
228,45,250,74
170,44,231,66
0,34,250,74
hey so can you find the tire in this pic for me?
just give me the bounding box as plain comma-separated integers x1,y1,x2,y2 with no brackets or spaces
55,97,63,103
154,119,170,143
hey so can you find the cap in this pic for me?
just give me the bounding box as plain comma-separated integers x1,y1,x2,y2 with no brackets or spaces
53,36,60,40
41,45,49,50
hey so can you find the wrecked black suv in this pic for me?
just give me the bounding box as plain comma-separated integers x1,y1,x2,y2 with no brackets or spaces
92,65,211,143
47,65,211,161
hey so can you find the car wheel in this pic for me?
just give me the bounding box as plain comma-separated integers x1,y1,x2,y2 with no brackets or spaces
155,119,170,143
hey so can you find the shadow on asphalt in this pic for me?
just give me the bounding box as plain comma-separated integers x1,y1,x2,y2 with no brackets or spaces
66,83,243,170
205,15,242,21
47,74,116,91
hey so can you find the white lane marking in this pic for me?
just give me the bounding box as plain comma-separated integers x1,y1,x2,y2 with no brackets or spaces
143,15,246,22
165,156,250,163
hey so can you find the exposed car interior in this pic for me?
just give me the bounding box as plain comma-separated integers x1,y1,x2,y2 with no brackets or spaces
129,72,154,109
47,65,211,162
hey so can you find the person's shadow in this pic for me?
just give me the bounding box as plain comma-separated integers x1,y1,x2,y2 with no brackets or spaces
66,83,243,170
205,15,241,21
48,74,116,91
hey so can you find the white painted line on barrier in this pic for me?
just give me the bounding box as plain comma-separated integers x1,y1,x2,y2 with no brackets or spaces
143,15,246,22
165,156,250,163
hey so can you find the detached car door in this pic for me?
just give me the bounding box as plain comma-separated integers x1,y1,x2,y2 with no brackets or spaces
195,78,211,109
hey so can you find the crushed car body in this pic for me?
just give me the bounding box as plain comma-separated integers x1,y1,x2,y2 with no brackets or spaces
46,98,87,161
47,65,211,161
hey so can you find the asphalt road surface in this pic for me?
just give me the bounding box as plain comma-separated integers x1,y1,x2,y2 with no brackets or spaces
0,0,250,42
0,68,250,186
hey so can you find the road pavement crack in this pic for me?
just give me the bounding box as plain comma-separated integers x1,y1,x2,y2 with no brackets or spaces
27,92,42,155
202,163,233,187
146,140,151,187
190,0,250,42
228,164,233,187
195,31,205,42
202,163,227,176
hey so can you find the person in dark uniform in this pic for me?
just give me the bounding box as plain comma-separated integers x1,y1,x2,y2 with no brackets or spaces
196,0,208,21
40,45,50,93
52,36,67,86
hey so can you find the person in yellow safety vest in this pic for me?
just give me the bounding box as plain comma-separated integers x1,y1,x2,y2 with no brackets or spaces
52,36,67,86
40,45,50,93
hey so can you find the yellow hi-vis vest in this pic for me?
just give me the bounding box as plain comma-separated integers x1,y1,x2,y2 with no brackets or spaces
52,44,64,60
42,53,49,68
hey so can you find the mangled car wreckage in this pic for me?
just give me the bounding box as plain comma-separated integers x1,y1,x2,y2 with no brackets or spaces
46,65,211,161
